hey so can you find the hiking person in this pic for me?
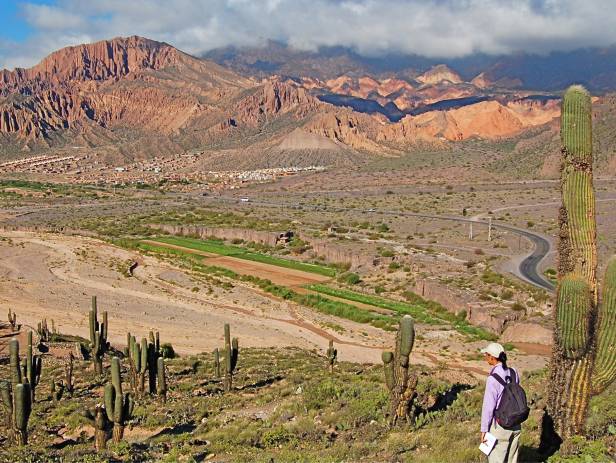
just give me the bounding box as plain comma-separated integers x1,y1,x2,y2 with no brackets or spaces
480,342,527,463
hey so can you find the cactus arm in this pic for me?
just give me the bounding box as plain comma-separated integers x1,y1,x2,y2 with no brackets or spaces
224,324,231,374
140,338,148,374
104,383,115,422
157,357,167,401
231,338,239,371
556,276,592,359
102,311,108,342
382,351,394,391
14,383,31,445
9,339,21,386
90,297,97,344
592,258,616,394
398,316,415,362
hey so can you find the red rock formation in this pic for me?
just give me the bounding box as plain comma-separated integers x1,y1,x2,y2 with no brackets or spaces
0,36,185,94
232,79,320,125
0,36,251,141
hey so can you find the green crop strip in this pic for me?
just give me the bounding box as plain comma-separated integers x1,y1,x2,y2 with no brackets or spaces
305,284,496,341
147,236,337,277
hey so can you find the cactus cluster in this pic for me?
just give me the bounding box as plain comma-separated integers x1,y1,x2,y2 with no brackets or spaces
0,339,34,445
326,339,337,374
382,315,418,426
547,85,616,439
104,357,135,443
127,331,164,397
89,296,109,375
222,324,239,392
37,318,54,343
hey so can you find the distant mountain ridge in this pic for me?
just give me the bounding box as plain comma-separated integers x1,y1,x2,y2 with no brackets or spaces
204,41,616,92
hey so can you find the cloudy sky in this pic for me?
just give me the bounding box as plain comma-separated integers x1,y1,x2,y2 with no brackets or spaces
1,0,615,70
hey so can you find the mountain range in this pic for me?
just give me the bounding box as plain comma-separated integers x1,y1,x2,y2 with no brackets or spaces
0,36,614,173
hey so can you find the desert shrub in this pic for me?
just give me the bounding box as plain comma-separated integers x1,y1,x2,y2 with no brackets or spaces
338,272,361,285
388,262,401,271
379,248,395,257
161,343,176,358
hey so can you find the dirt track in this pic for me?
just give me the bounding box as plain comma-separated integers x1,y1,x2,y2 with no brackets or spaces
0,231,547,380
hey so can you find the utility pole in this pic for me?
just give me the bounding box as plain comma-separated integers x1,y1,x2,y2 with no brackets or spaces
469,222,474,240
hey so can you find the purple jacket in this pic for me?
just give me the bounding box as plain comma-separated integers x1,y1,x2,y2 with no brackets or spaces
481,363,519,432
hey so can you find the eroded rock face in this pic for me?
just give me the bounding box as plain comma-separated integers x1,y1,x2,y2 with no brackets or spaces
0,36,183,94
233,79,320,125
0,36,251,141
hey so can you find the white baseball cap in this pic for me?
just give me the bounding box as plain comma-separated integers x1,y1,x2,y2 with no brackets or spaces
480,342,505,358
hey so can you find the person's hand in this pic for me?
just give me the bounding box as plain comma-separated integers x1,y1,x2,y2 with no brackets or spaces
481,432,486,444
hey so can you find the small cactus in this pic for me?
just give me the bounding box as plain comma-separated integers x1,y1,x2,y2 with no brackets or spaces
214,348,221,378
89,296,109,375
326,340,337,374
83,404,110,450
223,324,239,392
104,357,134,443
65,352,74,397
382,315,418,426
50,378,64,403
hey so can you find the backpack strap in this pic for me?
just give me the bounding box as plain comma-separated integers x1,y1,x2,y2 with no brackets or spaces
490,372,507,386
490,366,516,385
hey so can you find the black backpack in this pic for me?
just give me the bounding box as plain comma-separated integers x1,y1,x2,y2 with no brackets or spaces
491,369,530,429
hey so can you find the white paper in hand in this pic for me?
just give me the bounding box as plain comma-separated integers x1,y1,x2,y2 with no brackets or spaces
479,432,497,456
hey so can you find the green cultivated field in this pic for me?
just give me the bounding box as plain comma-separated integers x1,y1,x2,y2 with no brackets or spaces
147,236,337,277
306,284,496,341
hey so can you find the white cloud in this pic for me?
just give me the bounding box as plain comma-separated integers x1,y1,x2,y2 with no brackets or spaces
1,0,615,70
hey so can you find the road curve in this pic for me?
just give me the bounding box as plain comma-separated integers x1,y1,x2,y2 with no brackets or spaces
210,195,556,292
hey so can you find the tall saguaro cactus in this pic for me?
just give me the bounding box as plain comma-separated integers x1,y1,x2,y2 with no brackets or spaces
0,339,33,445
104,357,134,443
547,85,616,440
382,315,418,426
223,324,239,392
89,296,109,375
